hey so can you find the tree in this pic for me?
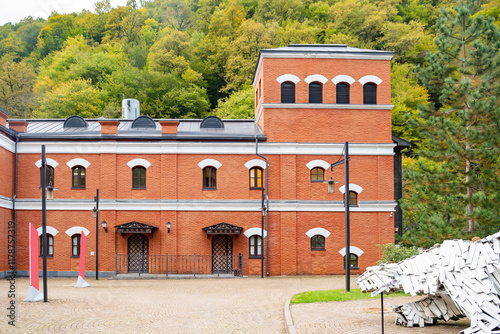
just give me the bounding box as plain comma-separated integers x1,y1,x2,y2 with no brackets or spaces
214,83,254,119
34,79,106,118
401,0,500,247
0,58,37,118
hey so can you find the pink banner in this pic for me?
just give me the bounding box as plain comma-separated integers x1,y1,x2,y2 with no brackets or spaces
79,233,86,279
28,223,39,290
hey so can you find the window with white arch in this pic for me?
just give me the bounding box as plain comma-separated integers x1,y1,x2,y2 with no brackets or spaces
359,75,382,105
339,246,364,269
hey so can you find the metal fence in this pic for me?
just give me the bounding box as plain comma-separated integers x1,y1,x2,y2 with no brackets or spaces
115,253,244,277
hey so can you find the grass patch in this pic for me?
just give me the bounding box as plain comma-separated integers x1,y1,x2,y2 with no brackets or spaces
290,289,408,304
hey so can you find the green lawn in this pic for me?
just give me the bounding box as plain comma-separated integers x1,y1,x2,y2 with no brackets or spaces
290,289,408,304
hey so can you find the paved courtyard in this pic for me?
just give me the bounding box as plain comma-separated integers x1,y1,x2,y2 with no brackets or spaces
2,276,469,333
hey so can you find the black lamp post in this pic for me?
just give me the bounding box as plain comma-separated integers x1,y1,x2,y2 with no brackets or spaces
93,189,99,280
40,145,48,302
261,188,267,278
329,141,351,292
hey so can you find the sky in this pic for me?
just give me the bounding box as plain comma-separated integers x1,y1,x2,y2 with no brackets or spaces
0,0,129,25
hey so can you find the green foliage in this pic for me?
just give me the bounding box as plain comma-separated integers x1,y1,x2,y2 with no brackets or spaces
401,0,500,247
291,289,408,304
34,79,106,118
376,243,419,264
0,57,37,118
214,83,254,119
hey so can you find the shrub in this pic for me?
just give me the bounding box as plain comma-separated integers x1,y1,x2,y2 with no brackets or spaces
376,243,419,265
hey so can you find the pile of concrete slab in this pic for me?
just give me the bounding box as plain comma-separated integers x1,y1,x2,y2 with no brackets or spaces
356,231,500,333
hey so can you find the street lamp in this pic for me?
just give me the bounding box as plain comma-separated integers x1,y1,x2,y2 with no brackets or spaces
166,221,171,233
94,189,99,280
40,145,48,302
329,141,351,292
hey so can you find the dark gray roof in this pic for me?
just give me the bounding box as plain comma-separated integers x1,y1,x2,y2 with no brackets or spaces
9,118,265,141
260,44,394,57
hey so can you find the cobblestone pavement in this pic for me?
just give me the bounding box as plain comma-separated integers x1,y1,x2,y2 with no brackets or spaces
1,276,469,333
291,296,470,334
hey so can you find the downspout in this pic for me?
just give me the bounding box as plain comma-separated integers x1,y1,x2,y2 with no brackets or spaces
13,133,19,273
256,137,269,276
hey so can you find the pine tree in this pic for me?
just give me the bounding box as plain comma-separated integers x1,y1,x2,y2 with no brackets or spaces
401,0,500,248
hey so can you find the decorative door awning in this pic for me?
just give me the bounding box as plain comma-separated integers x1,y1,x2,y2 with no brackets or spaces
203,223,243,238
115,221,158,238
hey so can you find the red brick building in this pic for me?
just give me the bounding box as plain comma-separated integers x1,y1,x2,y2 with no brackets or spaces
0,44,405,278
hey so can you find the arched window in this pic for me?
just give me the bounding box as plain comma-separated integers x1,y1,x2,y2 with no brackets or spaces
72,166,86,189
132,166,146,189
249,167,263,189
41,166,54,188
281,82,295,103
343,191,358,206
336,82,350,104
344,254,359,269
39,234,54,257
249,235,262,257
310,167,325,182
309,82,323,103
363,83,377,104
311,235,325,250
72,234,81,257
203,166,217,189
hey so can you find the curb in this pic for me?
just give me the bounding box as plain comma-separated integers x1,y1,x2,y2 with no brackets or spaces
284,296,297,334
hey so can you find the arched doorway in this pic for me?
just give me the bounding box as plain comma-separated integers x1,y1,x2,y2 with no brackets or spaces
212,235,232,273
128,234,149,273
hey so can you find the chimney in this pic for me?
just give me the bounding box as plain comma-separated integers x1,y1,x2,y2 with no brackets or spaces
8,120,29,133
159,120,179,135
0,108,8,128
99,120,120,135
122,99,140,119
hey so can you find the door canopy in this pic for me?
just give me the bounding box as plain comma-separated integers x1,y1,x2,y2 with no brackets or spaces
115,221,158,238
203,223,243,238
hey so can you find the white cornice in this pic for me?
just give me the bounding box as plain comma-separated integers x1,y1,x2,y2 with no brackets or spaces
260,103,394,110
15,141,396,156
260,53,393,61
9,198,397,212
0,135,15,152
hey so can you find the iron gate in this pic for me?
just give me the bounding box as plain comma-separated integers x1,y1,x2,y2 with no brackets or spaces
212,235,232,273
128,234,149,273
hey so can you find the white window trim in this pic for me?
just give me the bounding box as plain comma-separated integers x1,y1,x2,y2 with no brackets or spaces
66,158,91,169
306,228,331,239
276,74,300,84
198,159,222,169
244,227,267,238
244,159,267,170
332,75,355,85
35,158,59,168
65,226,90,237
305,74,328,85
127,158,151,169
338,184,364,194
306,160,330,170
36,226,59,236
359,75,382,85
338,246,364,257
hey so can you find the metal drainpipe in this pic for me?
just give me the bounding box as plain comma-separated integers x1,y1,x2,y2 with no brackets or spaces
13,133,19,273
255,137,270,276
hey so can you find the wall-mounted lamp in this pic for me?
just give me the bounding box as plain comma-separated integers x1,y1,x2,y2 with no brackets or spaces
166,221,171,233
92,207,98,218
323,177,339,193
390,212,394,218
46,185,59,200
101,220,108,233
261,207,268,217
